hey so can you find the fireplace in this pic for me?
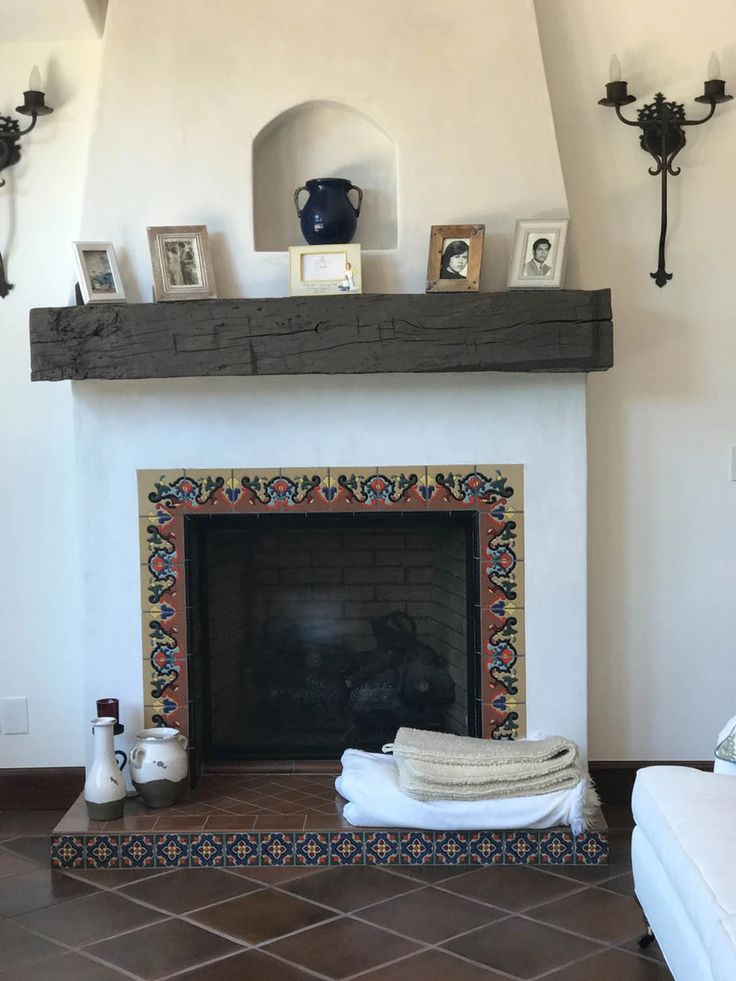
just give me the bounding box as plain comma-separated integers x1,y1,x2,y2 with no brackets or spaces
139,465,524,781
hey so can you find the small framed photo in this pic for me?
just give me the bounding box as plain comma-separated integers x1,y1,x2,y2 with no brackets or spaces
289,243,362,296
426,224,484,292
507,219,569,289
72,242,126,303
147,225,217,301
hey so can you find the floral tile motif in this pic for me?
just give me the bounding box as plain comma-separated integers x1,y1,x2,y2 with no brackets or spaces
146,471,232,513
365,832,399,865
469,832,504,865
260,833,294,866
120,835,155,868
86,835,120,869
575,832,609,865
190,834,224,866
51,836,84,869
137,470,186,514
505,831,540,865
233,470,326,512
225,834,259,866
400,832,434,865
329,832,364,865
295,833,329,866
330,469,427,511
540,832,575,866
155,833,190,867
435,833,469,865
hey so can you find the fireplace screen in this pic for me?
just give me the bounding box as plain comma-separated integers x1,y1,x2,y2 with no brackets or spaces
187,513,478,759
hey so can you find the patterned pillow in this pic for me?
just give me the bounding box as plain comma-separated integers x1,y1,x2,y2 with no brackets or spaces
715,724,736,763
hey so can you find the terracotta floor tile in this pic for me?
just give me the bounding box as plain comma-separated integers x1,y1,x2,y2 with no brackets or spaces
0,852,39,878
440,865,586,912
120,868,261,913
0,868,99,916
254,814,307,830
266,917,421,977
235,866,324,884
188,889,336,944
173,949,320,980
358,885,507,943
443,917,603,979
358,949,511,980
282,866,419,912
0,811,67,835
618,935,669,964
388,865,477,884
530,885,646,943
0,951,130,980
16,890,166,946
599,871,635,896
540,947,673,980
1,836,51,866
0,919,65,971
86,916,242,979
64,867,168,888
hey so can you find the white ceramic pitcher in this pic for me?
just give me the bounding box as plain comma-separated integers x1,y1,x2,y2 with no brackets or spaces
85,717,127,820
130,727,188,808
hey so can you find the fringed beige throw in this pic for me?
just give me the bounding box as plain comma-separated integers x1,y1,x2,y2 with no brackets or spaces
383,727,584,802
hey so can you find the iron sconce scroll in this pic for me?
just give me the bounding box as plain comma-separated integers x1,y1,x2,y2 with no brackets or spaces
599,57,732,287
0,73,54,298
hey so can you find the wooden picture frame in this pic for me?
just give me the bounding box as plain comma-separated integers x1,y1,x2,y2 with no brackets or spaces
426,224,485,292
507,218,569,289
147,225,217,302
289,243,362,296
72,242,126,304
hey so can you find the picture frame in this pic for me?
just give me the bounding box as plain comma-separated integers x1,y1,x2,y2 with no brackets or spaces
289,243,362,296
147,225,217,302
507,218,570,289
72,242,126,304
426,224,485,292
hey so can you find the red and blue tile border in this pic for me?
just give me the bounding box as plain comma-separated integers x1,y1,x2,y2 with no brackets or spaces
51,827,607,869
138,465,526,741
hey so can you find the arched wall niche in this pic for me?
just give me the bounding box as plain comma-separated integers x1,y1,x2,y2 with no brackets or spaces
252,100,398,252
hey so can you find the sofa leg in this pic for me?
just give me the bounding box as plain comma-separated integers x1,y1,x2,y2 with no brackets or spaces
638,921,657,949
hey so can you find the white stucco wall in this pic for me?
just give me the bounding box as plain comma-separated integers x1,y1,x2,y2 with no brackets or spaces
536,0,736,759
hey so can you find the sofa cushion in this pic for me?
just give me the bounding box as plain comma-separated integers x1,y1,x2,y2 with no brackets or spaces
633,766,736,981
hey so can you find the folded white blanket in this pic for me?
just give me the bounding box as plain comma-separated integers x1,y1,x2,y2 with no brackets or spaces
385,727,583,801
336,749,594,834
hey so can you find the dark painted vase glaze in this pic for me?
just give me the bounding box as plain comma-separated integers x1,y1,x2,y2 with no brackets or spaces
294,177,363,245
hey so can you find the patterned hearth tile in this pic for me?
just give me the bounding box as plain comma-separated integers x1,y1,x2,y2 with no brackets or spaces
540,832,575,866
484,509,525,561
482,698,525,741
474,465,523,510
468,832,504,865
144,471,232,513
120,835,155,867
260,833,295,865
190,834,224,866
575,832,609,865
233,469,297,512
280,468,334,508
51,835,84,869
365,832,399,865
225,834,259,866
400,832,434,865
329,468,427,511
137,469,186,514
505,831,540,864
181,470,235,511
295,833,329,866
86,835,120,868
435,833,469,865
417,466,478,510
329,832,364,865
155,833,190,867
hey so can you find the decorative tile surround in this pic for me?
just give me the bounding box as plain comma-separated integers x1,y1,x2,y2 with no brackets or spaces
138,466,526,741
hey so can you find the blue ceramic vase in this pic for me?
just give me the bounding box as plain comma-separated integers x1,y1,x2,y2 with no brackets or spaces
294,178,363,245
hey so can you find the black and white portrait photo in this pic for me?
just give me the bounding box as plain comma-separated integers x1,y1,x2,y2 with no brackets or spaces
439,238,470,280
164,239,202,288
148,225,217,302
507,219,569,289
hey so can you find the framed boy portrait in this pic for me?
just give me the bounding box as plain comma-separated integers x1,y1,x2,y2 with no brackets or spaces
426,224,484,292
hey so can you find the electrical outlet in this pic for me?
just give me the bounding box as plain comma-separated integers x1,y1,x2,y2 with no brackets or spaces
1,697,29,734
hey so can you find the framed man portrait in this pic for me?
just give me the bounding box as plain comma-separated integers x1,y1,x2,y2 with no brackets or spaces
147,225,217,301
507,219,569,289
426,224,485,292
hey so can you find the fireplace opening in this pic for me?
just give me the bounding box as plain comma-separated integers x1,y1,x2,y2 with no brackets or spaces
185,511,481,761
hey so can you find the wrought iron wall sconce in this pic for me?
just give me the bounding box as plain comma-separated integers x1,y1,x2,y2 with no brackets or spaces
0,67,54,298
599,54,731,287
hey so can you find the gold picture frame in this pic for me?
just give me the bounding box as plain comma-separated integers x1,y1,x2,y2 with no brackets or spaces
426,224,485,292
288,243,362,296
147,225,217,302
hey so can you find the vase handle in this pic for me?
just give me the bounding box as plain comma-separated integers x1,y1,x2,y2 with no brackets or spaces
177,733,188,751
347,183,363,217
115,749,127,772
294,186,308,219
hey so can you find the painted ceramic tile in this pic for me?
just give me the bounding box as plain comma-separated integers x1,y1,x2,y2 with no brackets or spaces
295,833,329,866
190,834,224,866
435,833,469,865
120,835,155,867
260,833,295,865
365,832,399,864
540,832,575,865
481,509,524,561
482,558,524,612
474,465,523,513
144,471,233,513
575,832,609,865
232,469,291,512
330,832,364,865
329,467,428,511
137,470,186,515
140,551,184,608
225,834,259,866
484,609,526,663
422,466,480,510
505,831,539,864
155,833,190,867
400,832,434,865
85,835,120,869
482,698,526,740
469,832,504,865
280,468,334,509
51,836,84,869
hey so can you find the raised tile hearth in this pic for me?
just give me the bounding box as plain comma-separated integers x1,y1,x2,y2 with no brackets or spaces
51,770,608,870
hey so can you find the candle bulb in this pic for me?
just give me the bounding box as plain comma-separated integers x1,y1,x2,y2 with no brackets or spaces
708,52,721,81
28,66,42,92
599,53,633,107
697,51,731,103
609,54,622,83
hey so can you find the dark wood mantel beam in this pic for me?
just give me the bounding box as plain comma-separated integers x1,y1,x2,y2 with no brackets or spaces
29,290,613,381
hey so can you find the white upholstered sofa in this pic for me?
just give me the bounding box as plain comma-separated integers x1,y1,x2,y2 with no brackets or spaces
632,717,736,981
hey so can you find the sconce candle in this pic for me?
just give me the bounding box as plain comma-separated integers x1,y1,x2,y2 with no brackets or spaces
598,55,635,106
